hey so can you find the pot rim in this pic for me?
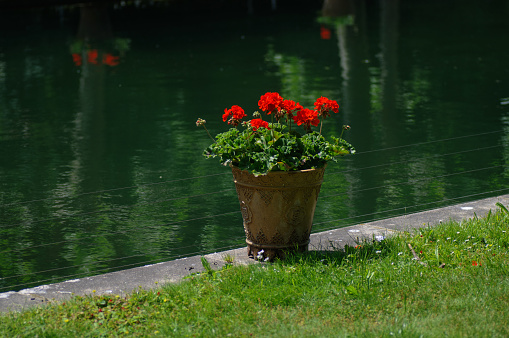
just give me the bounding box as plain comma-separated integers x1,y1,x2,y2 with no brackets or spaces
230,163,327,176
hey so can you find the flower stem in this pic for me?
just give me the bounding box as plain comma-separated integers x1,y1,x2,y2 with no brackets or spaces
203,126,216,143
270,113,274,142
340,125,350,139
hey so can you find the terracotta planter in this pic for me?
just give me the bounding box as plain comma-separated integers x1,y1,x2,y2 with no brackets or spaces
231,165,326,261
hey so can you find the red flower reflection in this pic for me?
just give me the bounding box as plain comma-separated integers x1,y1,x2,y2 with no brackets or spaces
72,50,120,66
320,26,331,40
72,53,82,66
103,53,120,66
87,49,99,64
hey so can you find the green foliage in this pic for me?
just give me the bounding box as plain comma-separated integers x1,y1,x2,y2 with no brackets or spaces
204,123,355,175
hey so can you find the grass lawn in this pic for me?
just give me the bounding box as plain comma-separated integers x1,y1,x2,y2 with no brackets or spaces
1,204,509,337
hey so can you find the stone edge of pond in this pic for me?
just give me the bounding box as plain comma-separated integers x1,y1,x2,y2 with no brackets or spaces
1,193,508,314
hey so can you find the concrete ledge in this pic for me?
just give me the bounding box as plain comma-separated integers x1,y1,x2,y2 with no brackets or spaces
1,194,508,313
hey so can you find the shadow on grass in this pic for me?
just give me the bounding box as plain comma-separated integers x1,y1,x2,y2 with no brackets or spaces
275,236,399,266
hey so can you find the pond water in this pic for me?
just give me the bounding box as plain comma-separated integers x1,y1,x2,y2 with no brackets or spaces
1,0,509,292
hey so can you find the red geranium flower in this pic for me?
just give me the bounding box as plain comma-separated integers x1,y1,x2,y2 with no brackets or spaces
314,96,339,118
250,118,270,131
258,92,284,114
292,108,320,131
281,99,303,118
222,105,246,127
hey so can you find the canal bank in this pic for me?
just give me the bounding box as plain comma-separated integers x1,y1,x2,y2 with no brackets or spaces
1,193,508,314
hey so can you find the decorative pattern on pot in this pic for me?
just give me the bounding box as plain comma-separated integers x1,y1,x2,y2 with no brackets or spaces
232,165,326,261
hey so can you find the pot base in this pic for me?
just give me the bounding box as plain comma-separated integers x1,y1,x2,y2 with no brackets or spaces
247,240,310,261
231,165,326,262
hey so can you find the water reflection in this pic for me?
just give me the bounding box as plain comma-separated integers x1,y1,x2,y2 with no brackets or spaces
71,3,130,192
0,1,508,292
67,3,134,279
320,0,380,219
317,0,507,223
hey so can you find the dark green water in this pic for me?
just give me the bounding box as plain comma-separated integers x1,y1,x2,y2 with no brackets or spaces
1,0,508,292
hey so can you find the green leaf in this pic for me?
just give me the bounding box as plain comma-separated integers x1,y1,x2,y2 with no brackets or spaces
202,122,354,174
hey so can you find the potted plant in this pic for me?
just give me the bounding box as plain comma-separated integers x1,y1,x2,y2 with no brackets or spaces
197,92,355,261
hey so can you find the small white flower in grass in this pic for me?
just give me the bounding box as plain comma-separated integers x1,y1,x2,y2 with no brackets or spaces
264,257,270,262
375,235,385,242
376,250,382,254
397,252,403,256
446,237,451,240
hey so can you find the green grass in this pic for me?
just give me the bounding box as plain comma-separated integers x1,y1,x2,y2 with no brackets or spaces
2,204,509,337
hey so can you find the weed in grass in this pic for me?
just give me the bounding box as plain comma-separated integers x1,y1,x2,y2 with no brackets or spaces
223,254,235,265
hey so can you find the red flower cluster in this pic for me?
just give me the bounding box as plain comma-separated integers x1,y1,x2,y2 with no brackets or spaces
314,96,339,118
292,108,320,128
281,99,303,117
250,118,270,131
258,92,305,121
258,92,284,114
222,105,246,127
219,92,340,133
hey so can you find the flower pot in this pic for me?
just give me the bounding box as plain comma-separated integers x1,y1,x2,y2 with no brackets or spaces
231,165,326,261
